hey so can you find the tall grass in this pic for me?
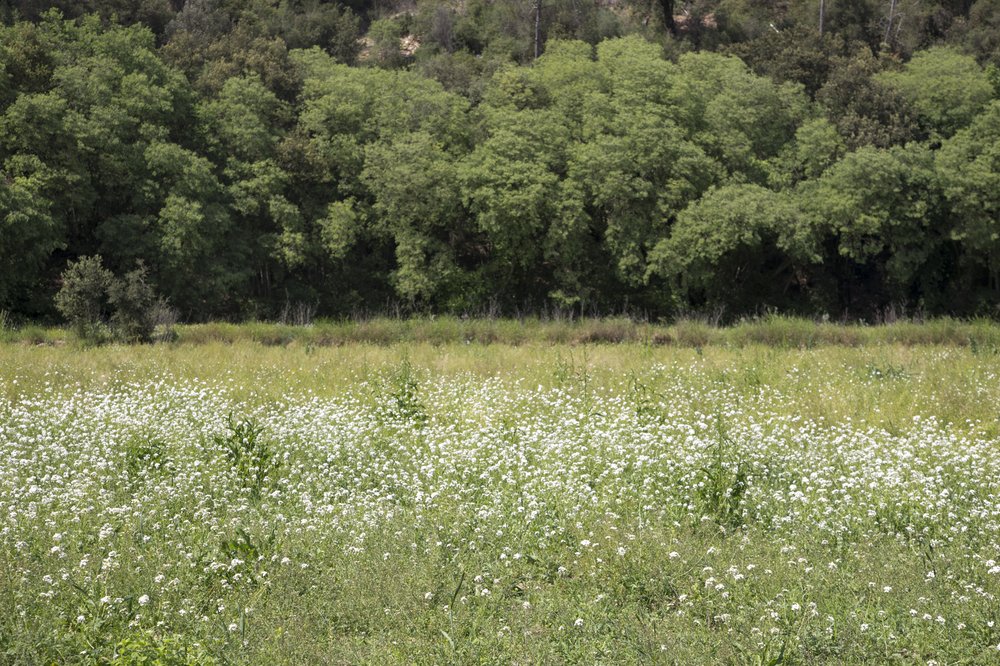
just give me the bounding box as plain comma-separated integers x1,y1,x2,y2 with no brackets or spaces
7,314,1000,348
0,339,994,429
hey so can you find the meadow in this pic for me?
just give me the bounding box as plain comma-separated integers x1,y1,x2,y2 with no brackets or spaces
2,334,1000,664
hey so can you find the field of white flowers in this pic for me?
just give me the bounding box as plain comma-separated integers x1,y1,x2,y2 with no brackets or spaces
2,344,1000,663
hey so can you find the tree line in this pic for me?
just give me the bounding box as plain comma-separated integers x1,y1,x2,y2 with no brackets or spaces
1,1,1000,322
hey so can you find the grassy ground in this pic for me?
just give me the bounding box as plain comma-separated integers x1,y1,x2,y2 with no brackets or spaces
2,339,1000,663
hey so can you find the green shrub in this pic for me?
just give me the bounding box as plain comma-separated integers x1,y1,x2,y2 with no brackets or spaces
54,255,114,342
109,262,158,343
56,256,168,344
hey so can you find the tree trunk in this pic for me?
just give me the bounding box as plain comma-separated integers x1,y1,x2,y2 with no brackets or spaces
884,0,898,47
534,0,542,59
658,0,676,35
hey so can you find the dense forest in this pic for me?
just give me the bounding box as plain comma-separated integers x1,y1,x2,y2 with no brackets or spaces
1,0,999,322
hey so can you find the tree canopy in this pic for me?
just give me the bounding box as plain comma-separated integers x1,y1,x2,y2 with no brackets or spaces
1,2,1000,322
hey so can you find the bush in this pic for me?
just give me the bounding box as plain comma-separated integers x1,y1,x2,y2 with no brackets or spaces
55,256,170,344
108,262,157,343
54,255,114,342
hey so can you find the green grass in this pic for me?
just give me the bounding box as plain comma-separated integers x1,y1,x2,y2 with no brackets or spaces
9,315,1000,349
1,340,996,427
2,338,1000,663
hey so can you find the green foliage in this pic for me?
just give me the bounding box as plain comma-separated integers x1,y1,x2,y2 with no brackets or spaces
4,5,1000,322
163,21,302,100
697,418,751,528
557,38,712,287
198,74,286,162
727,26,853,97
989,64,1000,98
213,413,282,500
951,0,1000,65
55,255,114,341
877,46,994,137
385,360,427,424
368,18,406,68
670,51,810,182
936,100,1000,303
768,117,845,188
816,49,921,150
111,631,216,666
263,0,361,63
56,255,166,343
414,49,496,102
364,131,467,303
0,153,61,310
314,199,359,263
650,184,818,310
800,142,945,300
108,262,158,343
462,104,565,291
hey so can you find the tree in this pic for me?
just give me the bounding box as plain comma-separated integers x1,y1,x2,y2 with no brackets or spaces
463,48,585,296
768,116,846,189
727,26,854,97
649,184,820,312
198,74,288,163
0,13,200,313
877,46,994,138
367,18,407,69
364,131,471,306
950,0,1000,65
164,20,303,100
290,47,471,202
165,0,231,44
937,100,1000,306
659,0,676,35
260,0,360,62
280,48,473,309
56,255,163,342
816,49,920,149
669,51,810,183
563,37,722,287
797,142,946,309
0,154,61,312
142,140,238,314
